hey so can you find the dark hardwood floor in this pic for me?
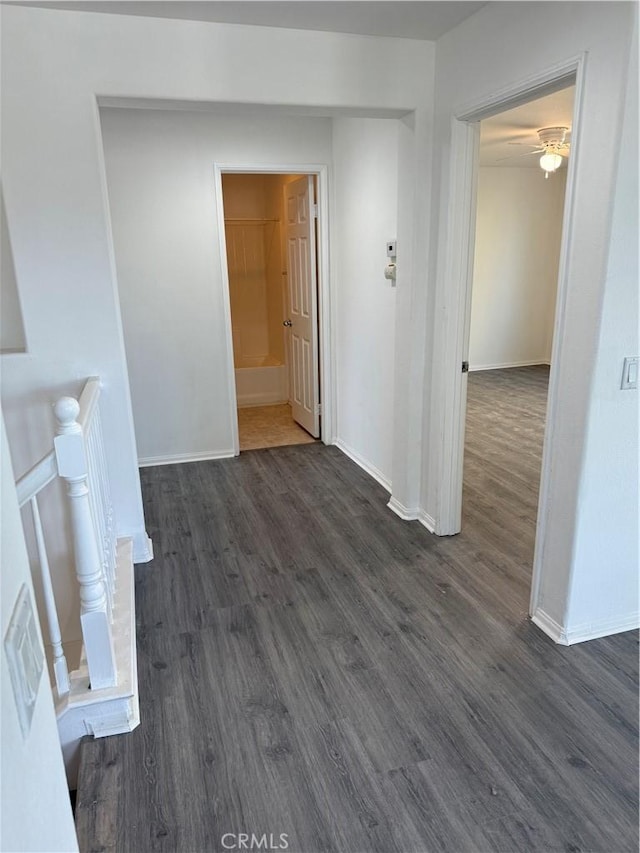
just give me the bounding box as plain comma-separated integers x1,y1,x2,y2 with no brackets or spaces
76,366,639,853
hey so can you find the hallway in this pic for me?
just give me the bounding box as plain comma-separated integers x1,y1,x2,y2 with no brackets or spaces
76,369,638,853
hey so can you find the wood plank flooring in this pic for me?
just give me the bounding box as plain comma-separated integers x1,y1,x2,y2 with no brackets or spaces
76,367,639,853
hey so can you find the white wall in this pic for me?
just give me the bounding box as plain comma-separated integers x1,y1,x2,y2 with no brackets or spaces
1,5,433,568
0,192,26,353
469,166,566,370
100,108,332,463
1,411,78,853
1,2,635,648
427,1,637,641
566,23,639,640
102,110,403,478
333,118,399,487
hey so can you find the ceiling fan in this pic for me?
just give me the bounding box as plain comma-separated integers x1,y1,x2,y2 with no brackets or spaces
500,126,571,177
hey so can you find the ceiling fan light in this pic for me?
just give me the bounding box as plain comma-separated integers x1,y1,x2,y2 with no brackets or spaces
540,152,563,176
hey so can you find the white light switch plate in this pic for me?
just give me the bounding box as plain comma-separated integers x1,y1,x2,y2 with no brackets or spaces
621,357,638,390
4,584,44,738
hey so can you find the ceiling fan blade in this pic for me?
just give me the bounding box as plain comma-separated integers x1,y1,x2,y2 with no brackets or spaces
495,151,541,162
508,143,545,151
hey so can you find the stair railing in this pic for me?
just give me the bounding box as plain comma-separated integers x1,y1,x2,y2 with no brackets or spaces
15,377,117,696
16,449,70,697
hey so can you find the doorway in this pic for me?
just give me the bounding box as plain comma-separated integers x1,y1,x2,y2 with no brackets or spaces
217,168,327,453
463,86,575,568
432,64,581,619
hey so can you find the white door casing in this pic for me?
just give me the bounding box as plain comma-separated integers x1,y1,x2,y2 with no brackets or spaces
284,175,320,437
431,58,583,626
215,162,333,453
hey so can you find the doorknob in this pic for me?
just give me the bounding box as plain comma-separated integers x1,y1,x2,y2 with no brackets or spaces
283,319,292,327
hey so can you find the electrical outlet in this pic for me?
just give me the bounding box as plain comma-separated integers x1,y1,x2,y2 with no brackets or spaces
621,357,638,390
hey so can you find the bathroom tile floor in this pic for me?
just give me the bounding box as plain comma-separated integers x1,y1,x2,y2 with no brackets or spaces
237,404,318,451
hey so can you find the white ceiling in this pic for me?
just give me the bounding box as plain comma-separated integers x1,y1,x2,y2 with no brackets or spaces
9,1,487,40
480,85,576,168
9,0,573,168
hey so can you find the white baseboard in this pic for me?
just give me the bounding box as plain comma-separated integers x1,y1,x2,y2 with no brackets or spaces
469,359,550,372
417,509,437,534
387,497,419,520
386,500,438,534
334,439,391,493
138,449,236,468
531,607,639,645
564,612,640,644
531,608,567,644
132,531,153,563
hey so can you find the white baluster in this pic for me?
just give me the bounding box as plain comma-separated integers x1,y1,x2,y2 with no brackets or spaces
30,496,70,697
95,410,116,596
86,425,112,615
54,396,117,690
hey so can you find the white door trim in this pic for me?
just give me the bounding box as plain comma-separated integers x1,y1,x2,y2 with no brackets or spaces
431,54,587,620
214,163,334,454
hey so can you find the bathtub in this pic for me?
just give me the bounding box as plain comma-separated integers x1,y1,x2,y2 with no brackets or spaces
235,358,288,407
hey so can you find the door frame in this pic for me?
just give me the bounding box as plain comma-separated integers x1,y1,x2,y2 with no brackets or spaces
214,163,333,455
431,53,586,616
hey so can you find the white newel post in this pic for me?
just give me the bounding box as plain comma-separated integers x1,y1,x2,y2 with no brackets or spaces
54,396,117,690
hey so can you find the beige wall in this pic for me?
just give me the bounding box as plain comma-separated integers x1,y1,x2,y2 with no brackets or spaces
264,175,296,367
469,166,567,370
222,173,289,368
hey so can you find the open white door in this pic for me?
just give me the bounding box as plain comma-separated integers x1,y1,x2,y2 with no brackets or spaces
284,175,320,437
